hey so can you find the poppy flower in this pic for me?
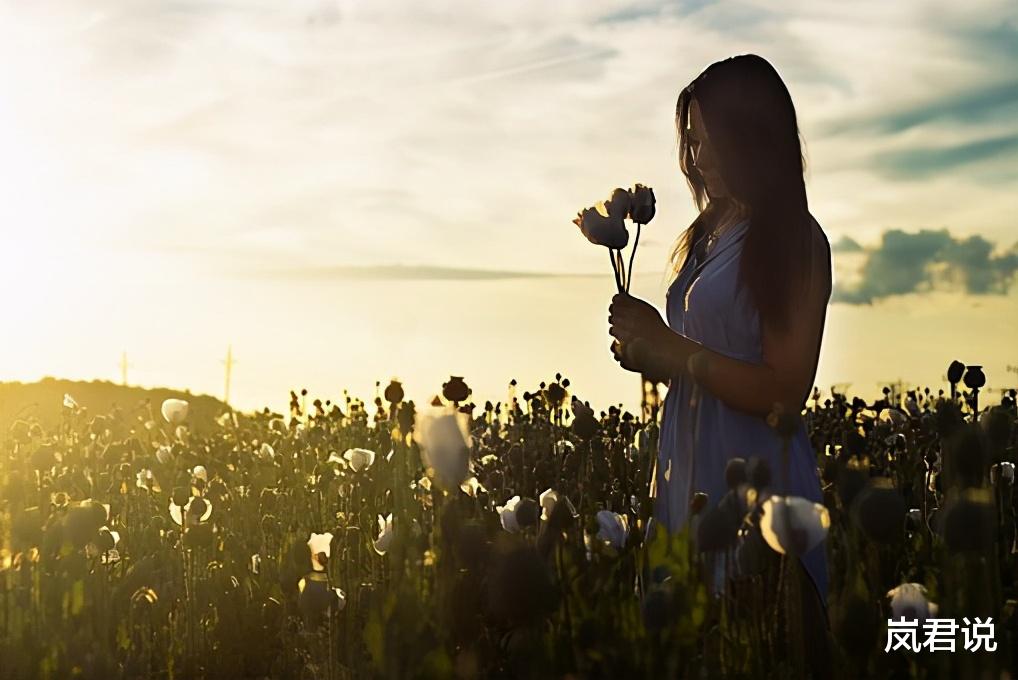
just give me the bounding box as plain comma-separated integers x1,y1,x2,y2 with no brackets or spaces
342,448,376,473
161,399,189,425
886,583,938,621
595,510,629,550
307,532,334,572
496,496,522,533
572,203,628,249
414,407,472,492
373,514,394,555
759,495,830,556
169,496,213,527
628,184,656,224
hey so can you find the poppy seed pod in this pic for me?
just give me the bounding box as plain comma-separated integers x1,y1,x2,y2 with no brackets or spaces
545,382,567,407
725,458,747,489
383,379,404,404
962,365,985,390
690,492,709,516
946,360,965,384
442,376,471,403
849,479,906,544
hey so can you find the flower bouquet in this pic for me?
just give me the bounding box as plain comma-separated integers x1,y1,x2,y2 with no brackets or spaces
572,183,656,294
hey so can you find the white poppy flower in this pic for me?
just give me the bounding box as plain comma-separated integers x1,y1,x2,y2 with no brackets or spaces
414,407,472,491
553,440,575,456
258,442,275,461
887,583,938,620
169,497,213,526
879,408,907,426
63,393,79,409
539,489,558,521
250,554,261,575
175,425,188,443
156,445,174,465
991,461,1015,485
191,465,208,483
308,532,334,571
161,399,189,425
759,495,830,556
327,451,344,465
373,514,394,555
497,496,522,533
417,475,433,492
459,476,485,497
595,510,629,549
342,448,376,472
136,469,154,490
334,587,347,611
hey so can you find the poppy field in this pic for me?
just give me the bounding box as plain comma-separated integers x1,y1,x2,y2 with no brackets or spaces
0,368,1015,679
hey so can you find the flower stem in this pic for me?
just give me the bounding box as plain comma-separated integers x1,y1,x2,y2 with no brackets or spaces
626,223,642,293
609,248,622,293
615,249,627,292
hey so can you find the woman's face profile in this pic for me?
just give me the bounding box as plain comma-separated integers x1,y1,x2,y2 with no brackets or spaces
687,98,728,198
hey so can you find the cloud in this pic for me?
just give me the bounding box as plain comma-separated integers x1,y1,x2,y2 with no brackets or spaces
831,235,863,252
832,228,1018,304
246,264,607,281
818,79,1018,137
870,132,1018,180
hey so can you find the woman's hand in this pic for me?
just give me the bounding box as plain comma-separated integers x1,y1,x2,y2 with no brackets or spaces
610,338,671,384
608,293,669,345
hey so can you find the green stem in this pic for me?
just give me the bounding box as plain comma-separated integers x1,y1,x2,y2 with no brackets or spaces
608,248,622,293
626,223,642,293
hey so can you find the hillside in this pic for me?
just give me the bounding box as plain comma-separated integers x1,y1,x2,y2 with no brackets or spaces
0,377,231,436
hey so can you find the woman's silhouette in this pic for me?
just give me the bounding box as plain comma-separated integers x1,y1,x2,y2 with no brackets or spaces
607,54,833,672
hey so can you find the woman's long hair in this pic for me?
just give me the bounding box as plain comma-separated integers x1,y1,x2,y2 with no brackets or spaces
669,54,813,333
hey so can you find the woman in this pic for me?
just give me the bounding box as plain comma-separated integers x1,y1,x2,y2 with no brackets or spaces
607,54,833,669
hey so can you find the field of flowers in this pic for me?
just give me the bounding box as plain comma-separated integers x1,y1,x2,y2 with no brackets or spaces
0,367,1015,679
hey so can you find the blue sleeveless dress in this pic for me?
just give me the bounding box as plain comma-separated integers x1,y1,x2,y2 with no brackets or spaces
652,217,829,606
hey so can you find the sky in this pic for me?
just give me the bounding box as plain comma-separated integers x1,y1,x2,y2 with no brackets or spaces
1,0,1016,416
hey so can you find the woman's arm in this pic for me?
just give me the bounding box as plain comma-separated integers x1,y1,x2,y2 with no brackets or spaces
675,233,831,418
609,227,831,418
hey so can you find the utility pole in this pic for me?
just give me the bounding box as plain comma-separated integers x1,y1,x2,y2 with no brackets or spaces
222,345,236,405
889,378,909,405
119,351,132,386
